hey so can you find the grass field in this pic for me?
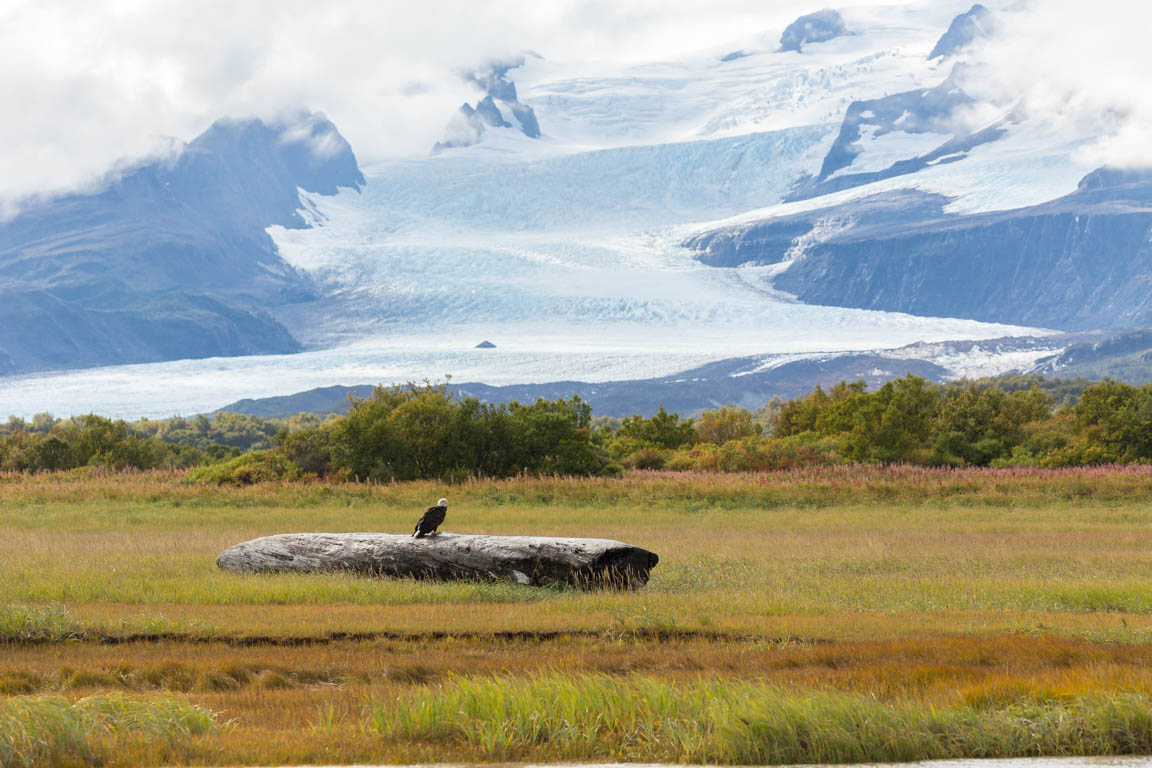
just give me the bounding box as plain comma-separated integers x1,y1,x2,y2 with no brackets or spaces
4,466,1152,765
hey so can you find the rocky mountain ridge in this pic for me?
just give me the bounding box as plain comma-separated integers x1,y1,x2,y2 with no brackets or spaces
686,168,1152,331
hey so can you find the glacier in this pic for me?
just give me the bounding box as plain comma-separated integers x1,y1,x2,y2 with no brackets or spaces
0,0,1098,419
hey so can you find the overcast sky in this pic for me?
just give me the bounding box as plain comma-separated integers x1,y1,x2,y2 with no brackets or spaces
0,0,852,204
0,0,1149,207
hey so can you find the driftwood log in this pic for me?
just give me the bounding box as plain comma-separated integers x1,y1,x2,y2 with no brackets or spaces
216,533,659,588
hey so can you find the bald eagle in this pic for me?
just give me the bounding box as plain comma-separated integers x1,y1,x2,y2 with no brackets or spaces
412,498,447,538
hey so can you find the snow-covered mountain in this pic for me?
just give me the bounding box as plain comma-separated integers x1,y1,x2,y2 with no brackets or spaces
0,0,1143,418
0,112,363,375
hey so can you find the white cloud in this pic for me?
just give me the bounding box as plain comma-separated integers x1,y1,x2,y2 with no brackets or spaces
0,0,914,205
3,0,1148,209
968,0,1152,169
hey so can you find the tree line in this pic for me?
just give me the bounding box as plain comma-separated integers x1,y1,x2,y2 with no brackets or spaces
0,374,1148,481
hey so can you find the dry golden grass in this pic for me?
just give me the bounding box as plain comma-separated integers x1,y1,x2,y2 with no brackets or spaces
8,635,1152,765
3,468,1152,638
7,634,1152,700
6,467,1152,764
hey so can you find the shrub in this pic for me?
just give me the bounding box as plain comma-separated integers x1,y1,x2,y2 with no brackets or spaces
187,450,301,485
276,426,334,476
615,406,695,449
668,433,840,472
330,382,612,482
623,447,667,470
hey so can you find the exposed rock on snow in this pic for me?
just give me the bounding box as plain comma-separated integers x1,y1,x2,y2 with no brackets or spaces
929,4,997,60
815,67,977,183
781,64,1012,201
780,9,848,52
433,56,541,152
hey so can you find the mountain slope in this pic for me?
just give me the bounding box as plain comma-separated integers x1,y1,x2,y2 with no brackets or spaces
217,354,954,419
215,334,1075,419
0,112,364,375
686,168,1152,331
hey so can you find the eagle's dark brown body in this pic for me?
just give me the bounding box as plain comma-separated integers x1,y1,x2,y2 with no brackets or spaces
412,504,447,538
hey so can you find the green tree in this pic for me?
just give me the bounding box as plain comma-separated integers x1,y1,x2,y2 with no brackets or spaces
932,385,1053,465
330,382,609,481
695,406,761,444
841,375,940,463
1070,380,1152,462
616,406,695,449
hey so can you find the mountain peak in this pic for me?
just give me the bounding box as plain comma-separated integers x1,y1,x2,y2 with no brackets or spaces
433,56,542,153
929,4,996,59
189,112,364,196
1077,166,1152,191
0,110,367,376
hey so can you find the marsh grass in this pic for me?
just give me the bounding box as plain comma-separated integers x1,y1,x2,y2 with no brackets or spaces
0,693,218,767
6,464,1152,518
0,604,218,643
5,467,1152,638
0,605,86,643
7,467,1152,764
10,633,1152,697
9,632,1152,764
354,673,1152,764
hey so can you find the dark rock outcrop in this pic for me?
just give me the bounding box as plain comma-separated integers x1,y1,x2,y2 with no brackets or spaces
217,533,660,589
688,190,950,268
1031,329,1152,380
475,95,512,128
780,9,848,52
790,67,1005,200
433,56,541,152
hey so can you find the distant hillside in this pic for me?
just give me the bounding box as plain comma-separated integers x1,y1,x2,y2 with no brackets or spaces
217,350,963,419
215,327,1152,420
1030,329,1152,385
0,111,364,375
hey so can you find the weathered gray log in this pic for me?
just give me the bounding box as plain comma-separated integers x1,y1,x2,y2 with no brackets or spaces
216,533,659,588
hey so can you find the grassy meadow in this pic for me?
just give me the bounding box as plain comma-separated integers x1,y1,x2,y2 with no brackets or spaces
4,466,1152,765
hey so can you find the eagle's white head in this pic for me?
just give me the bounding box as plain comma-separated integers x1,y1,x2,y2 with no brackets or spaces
437,498,448,507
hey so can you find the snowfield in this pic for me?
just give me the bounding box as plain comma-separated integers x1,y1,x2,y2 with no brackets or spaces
0,0,1095,419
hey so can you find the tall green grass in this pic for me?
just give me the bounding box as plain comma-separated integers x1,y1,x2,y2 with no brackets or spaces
0,604,87,643
360,674,1152,764
0,604,217,643
7,465,1152,524
0,693,218,767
